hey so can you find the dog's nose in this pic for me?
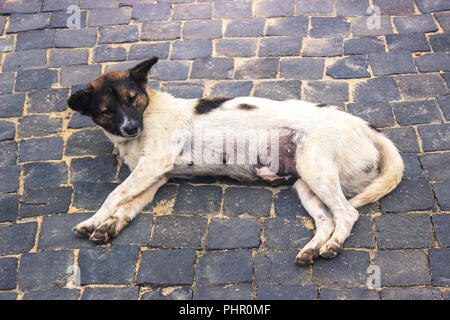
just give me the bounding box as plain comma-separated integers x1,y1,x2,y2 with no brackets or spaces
123,122,139,136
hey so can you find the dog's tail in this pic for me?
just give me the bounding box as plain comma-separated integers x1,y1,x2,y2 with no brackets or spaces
349,126,404,208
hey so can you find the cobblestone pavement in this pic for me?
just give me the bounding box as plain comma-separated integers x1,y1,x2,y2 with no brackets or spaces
0,0,449,300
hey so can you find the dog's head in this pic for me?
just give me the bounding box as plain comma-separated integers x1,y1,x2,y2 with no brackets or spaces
67,57,158,139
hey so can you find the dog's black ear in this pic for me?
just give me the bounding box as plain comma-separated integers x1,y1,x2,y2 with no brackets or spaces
129,57,158,83
67,88,93,116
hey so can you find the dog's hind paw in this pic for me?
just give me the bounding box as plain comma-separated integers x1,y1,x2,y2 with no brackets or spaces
295,248,318,265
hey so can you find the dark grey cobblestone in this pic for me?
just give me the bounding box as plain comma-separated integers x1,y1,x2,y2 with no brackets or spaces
280,58,324,80
433,214,450,247
381,288,442,300
49,49,89,67
0,257,18,290
223,187,272,217
193,284,253,300
420,152,450,180
401,153,424,180
225,19,265,37
263,217,314,248
18,115,62,138
429,248,450,287
415,53,450,72
320,288,380,300
82,287,139,300
206,218,260,249
19,136,64,162
254,80,302,100
380,179,434,212
0,141,17,167
347,102,395,127
141,286,192,300
0,194,19,222
23,161,68,189
433,180,450,210
20,186,72,217
27,88,69,113
394,14,438,33
392,100,441,125
22,288,80,300
327,55,370,79
257,284,317,300
0,165,20,193
344,37,386,55
419,124,450,152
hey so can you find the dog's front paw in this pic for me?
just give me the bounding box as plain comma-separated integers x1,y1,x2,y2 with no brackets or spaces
295,248,318,265
73,221,96,239
89,217,125,243
319,242,341,259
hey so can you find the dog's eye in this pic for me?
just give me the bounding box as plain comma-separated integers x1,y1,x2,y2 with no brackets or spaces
128,95,136,104
103,109,114,116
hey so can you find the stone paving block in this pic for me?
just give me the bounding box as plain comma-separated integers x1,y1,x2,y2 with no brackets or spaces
253,80,302,100
161,82,204,99
347,102,394,128
98,26,139,44
16,30,56,51
191,58,234,80
373,250,430,286
138,248,196,285
0,36,15,53
392,100,441,126
48,10,87,29
254,250,310,284
225,19,265,37
68,113,96,129
373,0,415,15
183,20,222,40
235,58,279,80
429,33,450,52
381,127,420,153
380,179,434,212
141,21,181,41
393,14,438,33
209,81,253,97
375,214,434,249
0,257,18,290
336,0,369,16
2,0,43,13
81,0,116,8
171,40,212,60
429,248,449,287
78,246,139,285
15,68,57,92
82,287,139,300
55,28,97,48
60,64,103,87
257,284,317,300
0,121,16,142
433,180,450,210
150,215,208,248
151,61,190,81
129,43,170,60
435,12,450,31
351,16,393,36
312,250,370,288
259,37,302,57
0,142,17,166
196,250,253,285
173,3,211,20
255,0,294,17
0,223,37,256
432,214,450,248
344,37,386,55
110,214,154,246
0,165,20,193
7,13,49,33
20,186,72,217
73,182,118,211
266,16,309,36
93,46,127,63
0,16,5,35
193,284,253,300
17,115,62,138
416,0,450,13
263,217,314,249
327,55,370,79
142,183,177,212
280,58,324,80
23,288,80,300
172,184,222,215
415,53,450,72
369,52,416,76
70,155,117,183
320,288,380,300
206,218,260,249
296,0,333,14
0,73,15,96
353,77,401,102
19,136,64,162
302,38,343,57
0,194,19,223
303,81,349,103
23,161,68,189
3,49,47,71
18,250,74,290
344,215,375,248
273,189,308,218
223,187,272,217
65,129,114,156
27,88,69,113
141,286,192,300
380,288,442,300
42,0,79,11
443,73,450,89
401,153,424,180
88,7,131,26
310,17,350,38
419,124,450,152
216,39,257,57
0,292,17,300
214,0,252,18
420,152,450,180
386,34,430,53
49,49,89,67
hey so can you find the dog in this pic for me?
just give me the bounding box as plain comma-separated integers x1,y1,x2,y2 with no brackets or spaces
67,57,404,265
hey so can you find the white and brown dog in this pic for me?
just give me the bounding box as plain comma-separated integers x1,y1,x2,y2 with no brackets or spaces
67,57,404,265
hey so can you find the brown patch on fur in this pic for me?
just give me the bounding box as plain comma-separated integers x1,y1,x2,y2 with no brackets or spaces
195,97,232,114
238,103,257,110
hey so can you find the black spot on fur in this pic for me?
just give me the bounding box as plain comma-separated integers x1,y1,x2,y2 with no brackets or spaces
316,103,328,107
238,103,257,110
195,97,232,114
363,163,374,173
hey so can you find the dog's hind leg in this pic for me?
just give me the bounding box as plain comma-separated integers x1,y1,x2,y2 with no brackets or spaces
296,147,359,259
74,176,167,241
293,179,335,265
